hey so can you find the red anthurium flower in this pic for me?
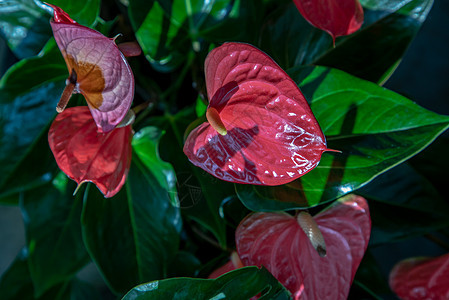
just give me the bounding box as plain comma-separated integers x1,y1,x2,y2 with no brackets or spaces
389,253,449,300
183,42,335,185
234,194,371,299
48,106,133,198
209,252,244,279
293,0,364,44
46,3,134,133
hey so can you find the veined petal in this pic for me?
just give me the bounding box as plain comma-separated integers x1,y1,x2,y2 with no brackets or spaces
48,4,134,133
48,106,133,198
184,42,332,185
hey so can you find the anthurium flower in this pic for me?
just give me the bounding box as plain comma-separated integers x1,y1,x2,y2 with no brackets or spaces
47,3,134,133
389,253,449,300
183,42,335,185
48,106,133,198
234,194,371,299
293,0,364,44
209,252,244,279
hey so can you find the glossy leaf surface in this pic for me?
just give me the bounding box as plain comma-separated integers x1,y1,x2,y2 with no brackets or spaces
236,194,371,298
81,135,182,294
49,4,134,132
184,42,331,186
20,183,89,296
122,266,291,299
132,127,179,207
0,40,65,202
129,0,244,72
150,108,233,247
48,106,133,198
359,163,449,246
236,66,449,210
389,253,449,300
261,0,432,82
293,0,364,43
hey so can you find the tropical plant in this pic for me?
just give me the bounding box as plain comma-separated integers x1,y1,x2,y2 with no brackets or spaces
1,0,448,299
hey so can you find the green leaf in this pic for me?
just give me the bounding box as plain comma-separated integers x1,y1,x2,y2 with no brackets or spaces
350,251,392,299
132,127,179,207
150,109,231,247
0,249,97,300
260,0,433,82
129,0,239,72
20,182,89,297
0,40,66,201
359,163,449,245
0,0,100,59
0,0,50,58
81,186,139,295
236,66,449,211
122,266,292,300
81,152,182,294
47,0,101,27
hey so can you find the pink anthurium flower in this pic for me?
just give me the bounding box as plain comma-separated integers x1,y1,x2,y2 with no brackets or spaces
46,3,134,133
48,106,133,198
183,42,336,185
233,194,371,299
389,253,449,300
293,0,364,44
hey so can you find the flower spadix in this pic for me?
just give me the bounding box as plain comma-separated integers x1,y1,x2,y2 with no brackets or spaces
47,3,134,133
183,42,336,185
234,194,371,299
48,106,133,198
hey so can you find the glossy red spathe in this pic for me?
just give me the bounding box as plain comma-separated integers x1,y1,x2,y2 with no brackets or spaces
293,0,364,44
48,106,133,198
47,3,134,133
235,194,371,299
389,253,449,300
183,42,334,185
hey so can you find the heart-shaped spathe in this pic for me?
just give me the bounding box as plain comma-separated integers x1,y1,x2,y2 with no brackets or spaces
184,42,334,185
48,106,133,198
48,3,134,133
235,194,371,299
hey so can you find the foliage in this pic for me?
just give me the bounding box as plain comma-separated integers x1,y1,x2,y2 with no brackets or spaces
0,0,448,299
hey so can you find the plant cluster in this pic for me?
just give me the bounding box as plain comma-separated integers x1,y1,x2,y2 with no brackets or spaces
0,0,448,299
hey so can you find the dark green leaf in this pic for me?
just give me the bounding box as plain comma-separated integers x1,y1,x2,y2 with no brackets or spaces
0,0,100,59
359,163,449,245
0,0,51,58
20,182,89,297
126,152,182,281
0,249,35,300
0,40,66,201
81,186,139,295
122,266,291,300
82,143,182,294
0,249,96,300
260,0,432,82
129,0,242,72
132,126,179,207
349,250,393,299
236,66,449,211
150,109,231,247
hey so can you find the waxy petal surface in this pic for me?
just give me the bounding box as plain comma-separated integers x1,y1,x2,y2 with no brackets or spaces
48,106,132,198
49,4,134,133
293,0,364,43
184,42,329,185
235,195,371,298
389,253,449,300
